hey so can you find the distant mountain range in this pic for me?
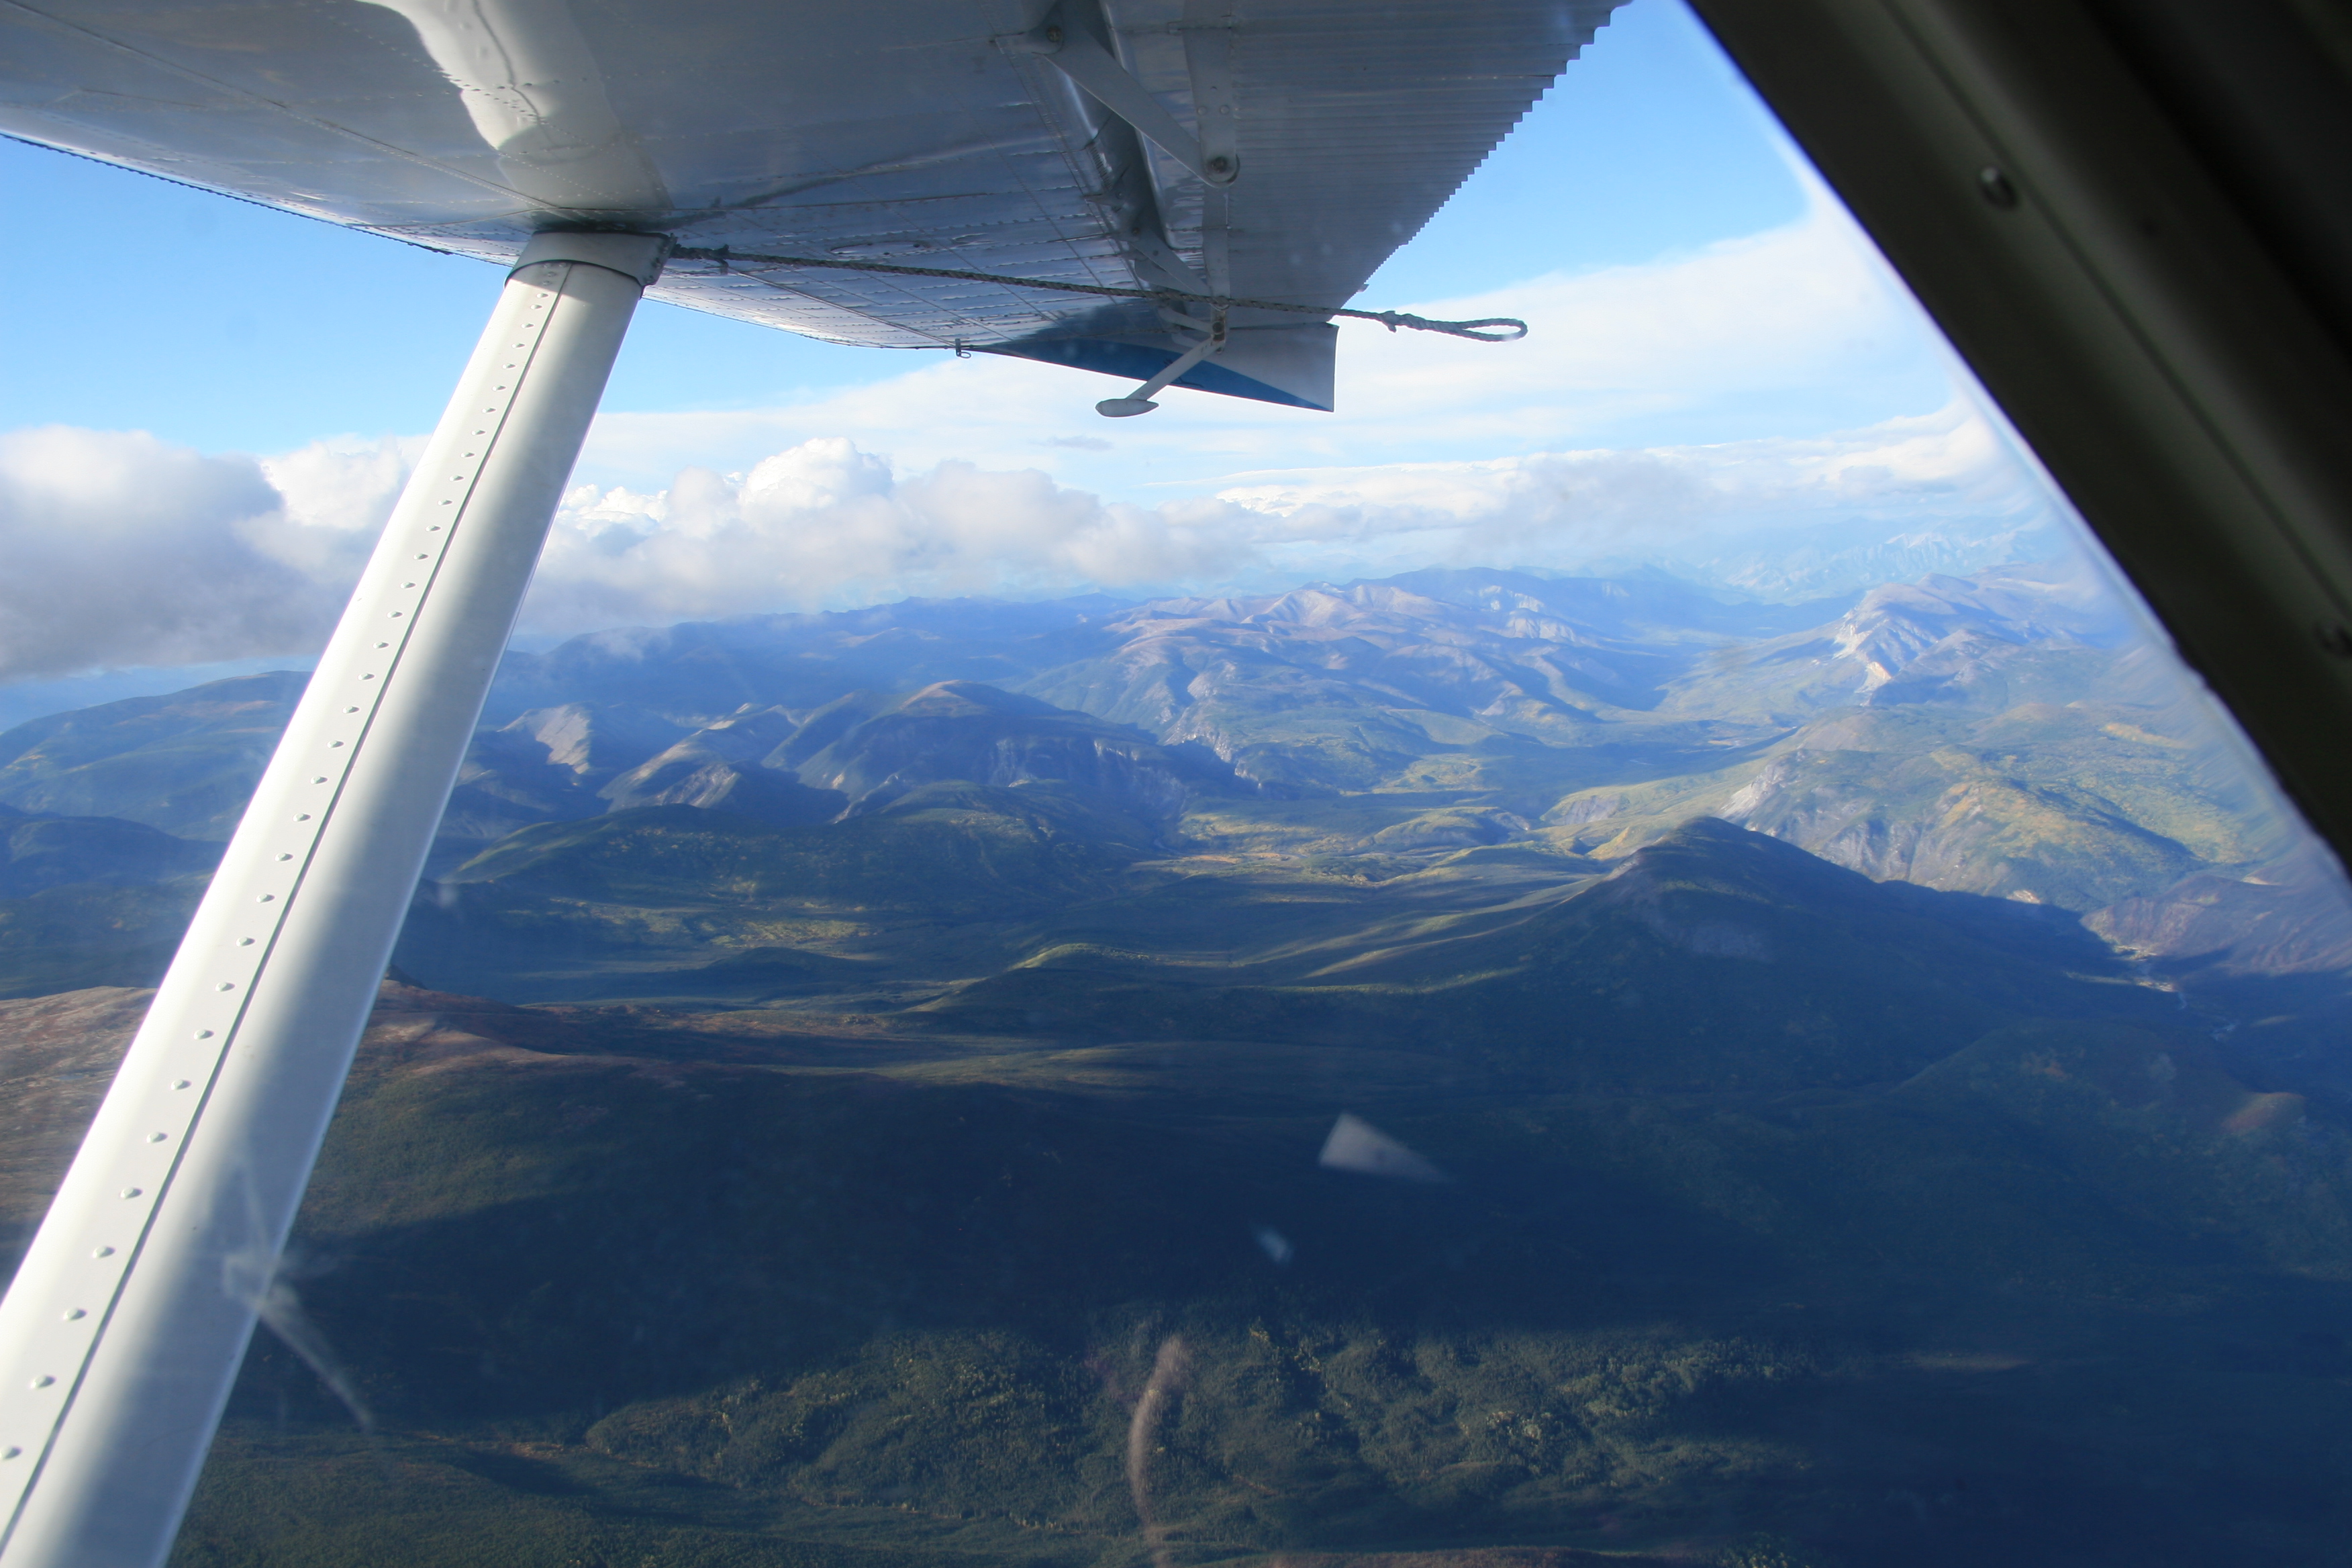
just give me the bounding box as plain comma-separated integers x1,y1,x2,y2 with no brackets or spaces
0,563,2341,1003
4,564,2352,1564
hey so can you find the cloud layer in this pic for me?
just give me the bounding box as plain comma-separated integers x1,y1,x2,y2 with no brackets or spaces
0,196,2062,682
0,392,2061,685
0,428,330,680
1201,399,2044,577
532,403,2047,624
528,440,1250,627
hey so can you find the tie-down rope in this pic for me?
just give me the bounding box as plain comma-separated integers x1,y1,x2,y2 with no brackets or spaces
668,245,1528,342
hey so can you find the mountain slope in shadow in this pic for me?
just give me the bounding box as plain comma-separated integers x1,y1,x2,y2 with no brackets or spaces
0,820,2340,1566
912,820,2168,1092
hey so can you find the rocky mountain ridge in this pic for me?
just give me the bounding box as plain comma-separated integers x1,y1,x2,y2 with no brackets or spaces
0,564,2343,988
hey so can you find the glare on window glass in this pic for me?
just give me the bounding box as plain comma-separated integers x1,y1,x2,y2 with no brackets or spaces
0,2,2348,1566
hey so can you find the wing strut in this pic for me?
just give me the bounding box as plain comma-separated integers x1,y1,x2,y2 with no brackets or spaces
0,229,667,1568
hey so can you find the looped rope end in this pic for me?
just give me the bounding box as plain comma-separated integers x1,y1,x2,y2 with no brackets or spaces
1407,315,1528,342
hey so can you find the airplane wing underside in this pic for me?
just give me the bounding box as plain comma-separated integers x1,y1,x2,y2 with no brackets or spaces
0,0,1616,408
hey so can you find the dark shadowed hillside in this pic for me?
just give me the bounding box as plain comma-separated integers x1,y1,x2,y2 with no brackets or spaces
1,818,2345,1566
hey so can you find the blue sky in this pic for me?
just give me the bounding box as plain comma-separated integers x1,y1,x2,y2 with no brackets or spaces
1,0,1863,457
0,0,2047,724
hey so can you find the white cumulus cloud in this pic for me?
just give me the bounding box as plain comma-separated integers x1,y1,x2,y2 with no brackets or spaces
0,428,332,681
525,437,1253,627
525,399,2055,621
0,395,2065,685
